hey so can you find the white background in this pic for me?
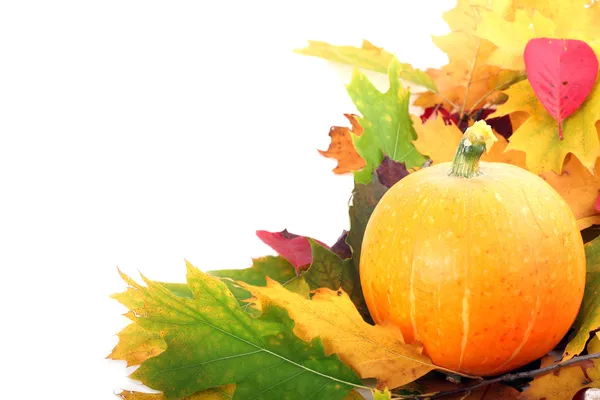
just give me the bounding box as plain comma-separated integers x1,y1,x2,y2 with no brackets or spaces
0,1,453,399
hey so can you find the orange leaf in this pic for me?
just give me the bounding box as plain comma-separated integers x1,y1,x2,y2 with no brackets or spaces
541,155,600,230
318,114,366,174
415,0,524,113
411,115,526,168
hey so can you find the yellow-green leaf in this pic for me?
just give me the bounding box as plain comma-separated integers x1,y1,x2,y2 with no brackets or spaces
112,263,362,400
564,236,600,359
242,279,442,390
492,79,600,174
346,59,427,183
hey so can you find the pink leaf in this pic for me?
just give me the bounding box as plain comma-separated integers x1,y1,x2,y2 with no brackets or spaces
255,230,328,273
524,38,599,139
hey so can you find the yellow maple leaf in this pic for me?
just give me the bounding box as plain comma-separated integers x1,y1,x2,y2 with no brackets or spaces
477,0,600,71
242,278,463,390
415,0,525,114
318,114,366,175
492,79,600,174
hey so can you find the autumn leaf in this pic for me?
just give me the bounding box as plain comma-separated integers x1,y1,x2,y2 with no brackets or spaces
415,0,526,113
475,0,600,71
395,374,520,399
520,337,600,399
524,38,599,139
242,279,440,390
411,114,526,168
375,156,409,188
319,114,366,175
208,255,310,314
540,155,600,230
347,173,388,272
117,386,235,400
108,322,167,367
295,39,437,91
372,388,391,400
256,229,335,272
346,58,427,183
302,239,368,319
564,235,600,359
113,263,363,400
492,79,600,174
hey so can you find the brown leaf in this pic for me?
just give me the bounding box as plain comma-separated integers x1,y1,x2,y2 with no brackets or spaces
376,156,409,188
518,353,600,400
319,114,366,174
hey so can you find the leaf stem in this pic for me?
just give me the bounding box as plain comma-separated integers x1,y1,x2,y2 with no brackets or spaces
392,352,600,399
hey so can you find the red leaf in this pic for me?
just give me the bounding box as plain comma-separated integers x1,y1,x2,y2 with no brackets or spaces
524,38,599,140
256,230,335,273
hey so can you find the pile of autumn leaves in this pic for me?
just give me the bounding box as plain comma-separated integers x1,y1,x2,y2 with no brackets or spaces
111,1,600,399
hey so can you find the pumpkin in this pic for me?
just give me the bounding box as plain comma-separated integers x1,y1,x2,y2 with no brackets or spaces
359,121,586,376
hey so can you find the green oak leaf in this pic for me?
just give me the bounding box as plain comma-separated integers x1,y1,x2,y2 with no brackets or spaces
347,174,388,272
209,255,310,316
303,239,370,322
346,58,427,183
114,263,362,400
564,235,600,359
295,40,436,92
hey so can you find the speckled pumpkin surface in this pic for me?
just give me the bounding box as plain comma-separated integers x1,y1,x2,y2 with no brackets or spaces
360,157,586,376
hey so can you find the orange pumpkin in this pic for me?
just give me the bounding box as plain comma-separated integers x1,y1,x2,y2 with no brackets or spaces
360,121,586,376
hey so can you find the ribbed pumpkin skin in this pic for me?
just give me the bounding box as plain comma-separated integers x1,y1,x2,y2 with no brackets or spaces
360,161,586,376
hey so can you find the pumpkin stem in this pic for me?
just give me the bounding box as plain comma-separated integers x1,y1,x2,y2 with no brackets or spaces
449,120,497,178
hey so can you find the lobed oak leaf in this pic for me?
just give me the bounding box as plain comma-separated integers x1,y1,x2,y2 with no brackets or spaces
520,337,600,399
241,279,449,390
346,58,427,183
108,322,167,367
113,263,363,400
208,255,311,315
564,235,600,359
295,39,437,91
492,79,600,174
319,114,366,175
